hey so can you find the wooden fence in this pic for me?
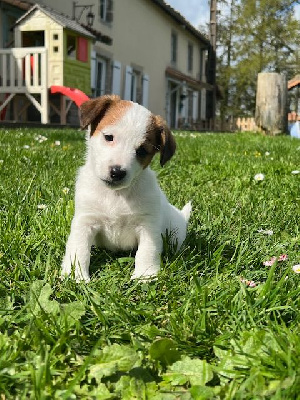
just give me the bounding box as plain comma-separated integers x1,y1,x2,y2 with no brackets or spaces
183,117,261,132
181,115,298,132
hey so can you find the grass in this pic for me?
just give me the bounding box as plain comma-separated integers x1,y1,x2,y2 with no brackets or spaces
0,126,299,399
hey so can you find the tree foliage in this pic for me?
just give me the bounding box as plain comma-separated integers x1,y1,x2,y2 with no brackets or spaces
217,0,300,118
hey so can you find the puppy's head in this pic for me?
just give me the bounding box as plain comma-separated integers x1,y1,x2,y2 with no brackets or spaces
80,95,176,190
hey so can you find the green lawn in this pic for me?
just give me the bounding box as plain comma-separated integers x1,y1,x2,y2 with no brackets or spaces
0,127,299,399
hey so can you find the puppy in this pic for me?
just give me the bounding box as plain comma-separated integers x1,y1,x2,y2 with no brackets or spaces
61,95,191,282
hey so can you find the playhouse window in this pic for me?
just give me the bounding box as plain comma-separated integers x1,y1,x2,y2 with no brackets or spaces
22,31,45,47
67,35,76,59
66,35,88,62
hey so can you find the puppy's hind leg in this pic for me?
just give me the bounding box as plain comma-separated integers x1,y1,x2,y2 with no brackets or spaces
181,201,192,223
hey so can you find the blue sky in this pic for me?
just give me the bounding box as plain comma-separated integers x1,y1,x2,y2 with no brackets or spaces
166,0,210,29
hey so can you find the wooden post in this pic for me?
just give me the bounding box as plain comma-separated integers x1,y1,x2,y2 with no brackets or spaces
255,72,287,135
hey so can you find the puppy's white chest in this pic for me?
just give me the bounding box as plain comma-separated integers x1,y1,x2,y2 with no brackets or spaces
95,213,139,251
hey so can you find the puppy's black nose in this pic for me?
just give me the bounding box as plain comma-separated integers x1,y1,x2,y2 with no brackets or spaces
110,165,127,181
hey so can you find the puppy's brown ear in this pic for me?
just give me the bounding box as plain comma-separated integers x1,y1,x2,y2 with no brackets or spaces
80,95,120,133
154,116,176,166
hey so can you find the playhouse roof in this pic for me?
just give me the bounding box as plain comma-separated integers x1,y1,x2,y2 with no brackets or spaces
15,3,95,39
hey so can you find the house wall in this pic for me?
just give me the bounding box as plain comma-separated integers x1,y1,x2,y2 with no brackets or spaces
106,0,207,116
29,0,209,122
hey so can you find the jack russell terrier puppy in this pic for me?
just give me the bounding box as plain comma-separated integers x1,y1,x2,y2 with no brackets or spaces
61,95,191,282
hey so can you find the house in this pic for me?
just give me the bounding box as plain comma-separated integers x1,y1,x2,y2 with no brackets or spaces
0,0,215,128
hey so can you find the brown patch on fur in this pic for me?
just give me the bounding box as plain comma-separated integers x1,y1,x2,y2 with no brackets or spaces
79,95,132,136
136,115,176,169
154,115,176,166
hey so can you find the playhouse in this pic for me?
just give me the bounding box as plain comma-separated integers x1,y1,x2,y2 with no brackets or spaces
0,4,95,124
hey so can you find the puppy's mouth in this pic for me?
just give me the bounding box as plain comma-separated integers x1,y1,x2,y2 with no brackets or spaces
101,178,129,189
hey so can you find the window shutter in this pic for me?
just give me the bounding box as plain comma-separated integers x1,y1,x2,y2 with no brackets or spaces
193,91,199,121
91,50,96,89
142,74,149,108
106,0,114,23
77,37,88,62
112,60,121,95
124,65,133,100
200,89,206,120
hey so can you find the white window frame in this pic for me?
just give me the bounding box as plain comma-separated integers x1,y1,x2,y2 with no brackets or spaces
99,0,108,21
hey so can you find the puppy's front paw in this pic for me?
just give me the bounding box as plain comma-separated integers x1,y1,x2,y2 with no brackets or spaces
61,260,90,283
131,265,160,282
130,272,158,282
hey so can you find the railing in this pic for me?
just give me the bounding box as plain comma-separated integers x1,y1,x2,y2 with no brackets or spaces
0,47,48,123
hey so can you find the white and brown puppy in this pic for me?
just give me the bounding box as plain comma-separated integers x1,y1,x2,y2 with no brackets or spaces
62,95,191,282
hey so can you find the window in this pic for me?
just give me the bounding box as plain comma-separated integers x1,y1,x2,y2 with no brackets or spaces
131,70,142,103
67,35,76,59
188,43,193,72
99,0,113,23
22,31,45,47
95,57,107,97
124,66,143,103
171,32,177,64
66,35,88,63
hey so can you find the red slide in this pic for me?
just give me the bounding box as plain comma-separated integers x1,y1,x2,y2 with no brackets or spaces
50,86,90,107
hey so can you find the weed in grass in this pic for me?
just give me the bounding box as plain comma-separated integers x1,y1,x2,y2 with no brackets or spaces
0,128,299,398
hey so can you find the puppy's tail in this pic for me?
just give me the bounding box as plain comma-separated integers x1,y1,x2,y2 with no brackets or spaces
181,201,192,223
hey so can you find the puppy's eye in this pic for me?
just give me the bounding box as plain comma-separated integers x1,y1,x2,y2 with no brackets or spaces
136,146,149,158
104,134,114,142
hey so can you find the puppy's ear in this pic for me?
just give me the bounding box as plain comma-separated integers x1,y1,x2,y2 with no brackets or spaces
80,95,120,133
154,116,176,166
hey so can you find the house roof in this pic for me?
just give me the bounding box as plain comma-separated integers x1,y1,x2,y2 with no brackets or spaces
0,0,33,11
151,0,210,46
15,4,95,39
166,67,213,90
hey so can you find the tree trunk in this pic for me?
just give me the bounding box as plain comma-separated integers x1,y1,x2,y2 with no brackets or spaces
255,72,287,135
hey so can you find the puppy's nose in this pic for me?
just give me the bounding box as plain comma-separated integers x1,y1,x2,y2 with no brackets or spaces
110,165,127,181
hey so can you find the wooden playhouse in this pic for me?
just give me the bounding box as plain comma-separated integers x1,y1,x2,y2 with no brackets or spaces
0,4,95,124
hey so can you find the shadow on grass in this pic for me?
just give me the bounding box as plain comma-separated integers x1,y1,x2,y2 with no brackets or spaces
88,230,237,281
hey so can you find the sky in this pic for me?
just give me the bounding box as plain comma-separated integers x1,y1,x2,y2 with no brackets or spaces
166,0,210,30
166,0,300,31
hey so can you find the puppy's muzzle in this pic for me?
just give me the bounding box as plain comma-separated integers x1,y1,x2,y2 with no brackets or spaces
109,165,127,182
